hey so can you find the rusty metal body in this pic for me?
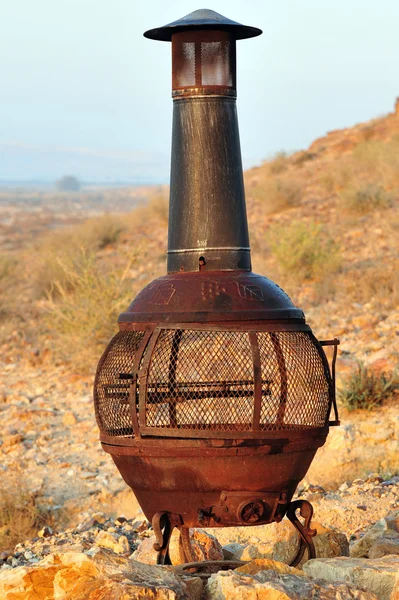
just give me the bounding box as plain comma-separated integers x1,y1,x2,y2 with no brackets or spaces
95,271,338,528
93,9,339,566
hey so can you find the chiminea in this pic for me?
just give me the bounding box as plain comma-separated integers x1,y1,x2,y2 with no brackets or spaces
94,9,340,570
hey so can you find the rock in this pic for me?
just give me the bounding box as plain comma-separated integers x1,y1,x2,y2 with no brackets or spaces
300,522,349,566
205,569,378,599
169,528,223,565
95,530,130,554
62,411,77,426
350,518,388,557
38,526,54,538
0,550,201,600
369,532,399,558
235,558,303,576
222,542,245,560
133,528,223,566
227,520,348,566
303,555,399,600
385,511,399,532
131,535,157,564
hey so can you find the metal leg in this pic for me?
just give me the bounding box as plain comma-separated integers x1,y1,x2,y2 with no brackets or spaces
286,499,316,567
152,511,182,565
179,527,198,563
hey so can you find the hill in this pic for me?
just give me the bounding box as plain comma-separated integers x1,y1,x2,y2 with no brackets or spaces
0,101,398,557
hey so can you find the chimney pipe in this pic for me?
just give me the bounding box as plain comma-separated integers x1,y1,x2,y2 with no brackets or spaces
145,9,262,273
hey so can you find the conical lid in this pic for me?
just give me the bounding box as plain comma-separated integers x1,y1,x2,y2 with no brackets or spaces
144,8,262,41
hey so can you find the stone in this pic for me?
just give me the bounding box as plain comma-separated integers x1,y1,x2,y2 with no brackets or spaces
62,411,77,426
222,542,245,560
0,551,201,600
205,569,378,599
350,518,388,558
303,555,399,600
95,530,130,554
38,526,54,538
369,532,399,558
131,535,157,564
169,528,223,565
133,528,223,566
235,558,304,576
300,522,349,567
228,520,348,566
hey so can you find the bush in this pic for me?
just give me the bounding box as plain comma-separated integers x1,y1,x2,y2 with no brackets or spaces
32,215,125,298
339,183,394,214
269,220,341,281
0,470,51,553
43,250,137,372
249,177,302,214
340,363,399,411
268,151,289,175
0,254,19,321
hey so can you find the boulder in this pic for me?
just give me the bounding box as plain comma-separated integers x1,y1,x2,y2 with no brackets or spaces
350,519,388,558
303,555,399,600
95,530,130,555
205,568,378,599
227,520,348,565
133,528,223,566
0,550,202,600
369,533,399,559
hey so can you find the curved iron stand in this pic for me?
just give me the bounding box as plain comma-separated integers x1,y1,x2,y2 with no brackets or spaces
152,499,316,576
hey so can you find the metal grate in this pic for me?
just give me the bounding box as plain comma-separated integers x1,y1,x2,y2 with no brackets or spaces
258,332,330,430
94,331,145,436
146,330,254,430
145,329,331,432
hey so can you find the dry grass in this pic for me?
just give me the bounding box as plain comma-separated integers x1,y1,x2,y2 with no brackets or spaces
0,470,52,553
319,138,399,207
43,249,138,372
0,254,18,320
340,363,399,411
338,260,399,308
249,176,302,214
338,182,394,214
31,214,126,298
268,219,341,283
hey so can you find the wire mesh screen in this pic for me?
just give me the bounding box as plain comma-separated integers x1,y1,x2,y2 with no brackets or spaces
257,332,330,430
146,330,254,431
94,331,145,436
145,329,331,432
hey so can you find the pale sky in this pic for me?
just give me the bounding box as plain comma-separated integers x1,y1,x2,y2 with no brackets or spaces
1,0,398,179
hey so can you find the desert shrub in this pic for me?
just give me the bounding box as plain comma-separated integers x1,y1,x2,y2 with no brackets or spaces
79,214,124,249
340,363,399,411
269,220,341,281
0,470,51,553
250,177,302,214
319,138,399,198
338,182,394,214
319,164,353,194
0,254,20,320
352,139,399,188
338,260,399,308
43,250,136,371
268,151,289,175
32,215,125,298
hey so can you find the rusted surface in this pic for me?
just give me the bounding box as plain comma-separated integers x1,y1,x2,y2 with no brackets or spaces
104,439,322,527
118,272,305,323
144,8,262,42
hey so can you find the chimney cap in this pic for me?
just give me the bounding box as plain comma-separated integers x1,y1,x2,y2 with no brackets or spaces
144,8,262,42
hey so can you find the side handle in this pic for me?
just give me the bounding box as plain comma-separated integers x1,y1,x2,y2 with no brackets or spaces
319,338,340,426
